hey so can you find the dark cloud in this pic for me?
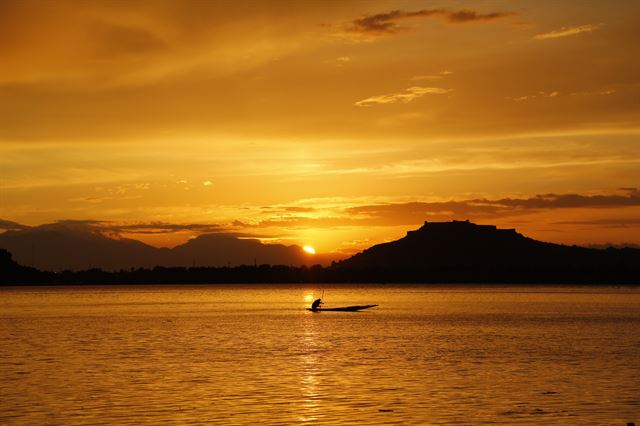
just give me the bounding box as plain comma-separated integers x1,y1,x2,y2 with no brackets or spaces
554,218,640,228
491,192,640,209
90,21,168,57
107,222,222,234
446,10,515,23
5,218,292,243
344,191,640,226
345,200,514,226
1,219,271,245
0,220,108,238
7,220,224,237
347,8,515,36
37,220,106,233
52,219,104,225
282,206,316,213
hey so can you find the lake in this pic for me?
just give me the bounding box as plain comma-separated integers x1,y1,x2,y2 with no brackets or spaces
1,285,639,425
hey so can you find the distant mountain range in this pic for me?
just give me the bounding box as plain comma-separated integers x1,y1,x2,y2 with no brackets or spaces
1,220,639,283
0,222,329,271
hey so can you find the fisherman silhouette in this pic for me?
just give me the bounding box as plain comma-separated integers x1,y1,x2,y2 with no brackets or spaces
311,298,323,311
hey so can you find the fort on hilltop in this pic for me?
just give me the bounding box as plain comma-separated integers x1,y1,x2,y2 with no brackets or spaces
407,220,516,235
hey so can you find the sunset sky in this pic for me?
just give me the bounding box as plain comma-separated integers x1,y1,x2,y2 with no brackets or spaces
1,0,640,258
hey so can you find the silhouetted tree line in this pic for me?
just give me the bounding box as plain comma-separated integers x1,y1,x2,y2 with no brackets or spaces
1,248,52,284
1,248,639,285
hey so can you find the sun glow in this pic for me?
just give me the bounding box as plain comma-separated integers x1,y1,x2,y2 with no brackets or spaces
303,245,316,254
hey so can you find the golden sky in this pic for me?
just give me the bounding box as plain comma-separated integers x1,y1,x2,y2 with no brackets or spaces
1,0,640,258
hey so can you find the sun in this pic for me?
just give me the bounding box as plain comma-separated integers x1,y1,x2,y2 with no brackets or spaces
303,245,316,254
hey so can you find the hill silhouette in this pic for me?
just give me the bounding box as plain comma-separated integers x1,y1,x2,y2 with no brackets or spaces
333,220,640,283
0,221,324,271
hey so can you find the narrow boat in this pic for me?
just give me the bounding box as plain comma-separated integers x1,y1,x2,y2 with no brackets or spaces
307,304,378,312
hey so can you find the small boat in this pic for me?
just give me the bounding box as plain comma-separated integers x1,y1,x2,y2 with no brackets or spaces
307,304,378,312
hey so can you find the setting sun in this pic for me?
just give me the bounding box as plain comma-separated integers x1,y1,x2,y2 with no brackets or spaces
303,246,316,255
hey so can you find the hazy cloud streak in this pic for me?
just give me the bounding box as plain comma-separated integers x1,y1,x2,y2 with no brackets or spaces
355,86,451,107
534,23,603,40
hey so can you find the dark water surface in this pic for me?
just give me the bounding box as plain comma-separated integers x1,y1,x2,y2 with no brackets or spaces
1,285,639,425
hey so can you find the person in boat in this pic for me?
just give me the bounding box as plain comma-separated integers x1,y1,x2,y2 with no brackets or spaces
311,298,323,311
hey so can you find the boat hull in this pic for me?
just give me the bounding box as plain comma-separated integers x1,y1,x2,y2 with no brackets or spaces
307,304,378,312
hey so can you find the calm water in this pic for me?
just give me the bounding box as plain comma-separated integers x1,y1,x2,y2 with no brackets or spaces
1,285,639,425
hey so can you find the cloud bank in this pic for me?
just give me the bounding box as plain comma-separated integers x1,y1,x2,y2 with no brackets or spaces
4,189,639,235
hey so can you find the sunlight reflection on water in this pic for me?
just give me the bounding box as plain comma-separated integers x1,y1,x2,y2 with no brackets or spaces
1,285,639,425
301,317,320,423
